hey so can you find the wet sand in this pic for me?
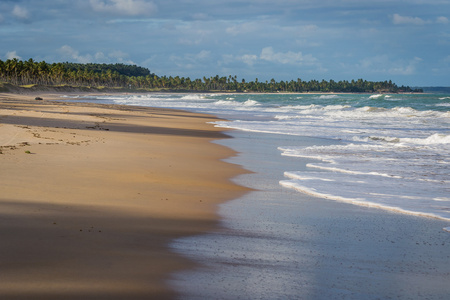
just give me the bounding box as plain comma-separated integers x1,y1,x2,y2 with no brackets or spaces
0,93,249,299
171,130,450,300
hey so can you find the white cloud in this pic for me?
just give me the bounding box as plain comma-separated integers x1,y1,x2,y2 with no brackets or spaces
226,22,259,36
195,50,211,60
177,23,214,45
89,0,157,16
388,57,422,75
169,55,193,69
5,51,21,60
221,47,319,67
358,55,422,75
95,52,108,61
392,13,427,25
108,50,133,62
58,45,93,63
437,16,449,24
58,47,135,64
238,54,258,66
219,54,258,66
393,14,449,25
260,47,317,65
12,5,30,21
169,50,212,69
358,55,389,70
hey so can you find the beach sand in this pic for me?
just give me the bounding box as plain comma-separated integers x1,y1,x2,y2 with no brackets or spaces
0,93,249,299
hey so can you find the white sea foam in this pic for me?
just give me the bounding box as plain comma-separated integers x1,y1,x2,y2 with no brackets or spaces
280,178,450,221
369,94,384,99
318,94,338,99
436,103,450,107
399,133,450,145
180,94,208,100
243,99,260,106
434,197,450,202
215,99,235,106
279,139,450,221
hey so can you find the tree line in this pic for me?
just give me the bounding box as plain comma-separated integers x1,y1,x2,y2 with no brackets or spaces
62,62,151,77
0,58,421,93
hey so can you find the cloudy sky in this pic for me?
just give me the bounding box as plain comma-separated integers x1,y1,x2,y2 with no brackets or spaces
1,0,449,86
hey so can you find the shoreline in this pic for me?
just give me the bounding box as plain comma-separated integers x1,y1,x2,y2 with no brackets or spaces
34,91,448,226
0,93,250,299
0,85,427,98
171,129,450,299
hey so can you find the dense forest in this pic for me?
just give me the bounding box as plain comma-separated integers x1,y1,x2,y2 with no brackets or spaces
0,58,421,93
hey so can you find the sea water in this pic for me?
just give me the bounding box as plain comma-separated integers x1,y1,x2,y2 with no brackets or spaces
67,93,450,224
62,92,450,298
169,130,450,299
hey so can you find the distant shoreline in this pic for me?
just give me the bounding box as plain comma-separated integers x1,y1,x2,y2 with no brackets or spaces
0,82,426,96
2,82,424,95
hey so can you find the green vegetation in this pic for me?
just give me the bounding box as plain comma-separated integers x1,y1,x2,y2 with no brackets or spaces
61,62,151,77
0,82,9,92
0,58,421,93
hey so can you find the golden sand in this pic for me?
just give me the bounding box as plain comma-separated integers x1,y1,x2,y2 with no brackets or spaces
0,93,249,299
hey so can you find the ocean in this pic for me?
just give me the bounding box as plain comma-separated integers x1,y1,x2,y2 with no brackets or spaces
63,93,450,299
68,93,450,224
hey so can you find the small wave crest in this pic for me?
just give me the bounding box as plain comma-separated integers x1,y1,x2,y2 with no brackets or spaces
280,173,450,222
306,163,403,178
318,94,338,99
215,99,235,106
357,106,387,113
214,99,260,107
399,133,450,145
243,99,260,106
434,197,450,202
180,94,208,100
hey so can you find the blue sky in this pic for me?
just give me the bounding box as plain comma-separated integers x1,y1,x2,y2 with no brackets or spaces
0,0,449,86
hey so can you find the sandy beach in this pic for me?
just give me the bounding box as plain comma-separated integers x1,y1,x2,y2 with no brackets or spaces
0,93,249,299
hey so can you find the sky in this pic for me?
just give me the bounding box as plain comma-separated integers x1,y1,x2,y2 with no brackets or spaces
0,0,449,86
